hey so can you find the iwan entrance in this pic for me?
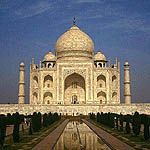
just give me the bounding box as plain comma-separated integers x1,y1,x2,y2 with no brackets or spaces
64,73,86,105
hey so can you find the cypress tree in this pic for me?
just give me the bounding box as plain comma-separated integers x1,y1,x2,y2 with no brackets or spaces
143,115,149,140
0,115,6,148
125,115,131,134
37,112,42,131
132,112,141,136
6,113,13,125
43,113,48,127
29,119,33,135
13,112,20,143
97,112,100,123
119,114,124,131
32,112,38,132
115,115,119,130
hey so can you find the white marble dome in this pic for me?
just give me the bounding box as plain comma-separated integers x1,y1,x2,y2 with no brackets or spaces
43,52,56,61
20,62,25,66
55,25,94,59
94,51,106,61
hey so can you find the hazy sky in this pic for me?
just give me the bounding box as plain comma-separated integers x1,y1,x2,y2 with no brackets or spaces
0,0,150,103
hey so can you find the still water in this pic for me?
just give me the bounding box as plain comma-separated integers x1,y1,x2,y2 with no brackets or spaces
54,121,111,150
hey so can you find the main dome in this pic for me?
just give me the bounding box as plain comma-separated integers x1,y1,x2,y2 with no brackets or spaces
55,25,94,59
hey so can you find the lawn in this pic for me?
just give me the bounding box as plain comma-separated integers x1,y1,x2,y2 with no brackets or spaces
89,119,150,150
3,119,64,150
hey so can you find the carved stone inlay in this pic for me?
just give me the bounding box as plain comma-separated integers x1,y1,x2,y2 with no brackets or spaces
63,69,86,79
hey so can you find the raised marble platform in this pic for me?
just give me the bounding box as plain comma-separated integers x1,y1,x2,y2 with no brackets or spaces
0,103,149,115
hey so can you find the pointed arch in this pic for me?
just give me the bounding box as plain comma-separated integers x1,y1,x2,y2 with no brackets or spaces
43,92,53,104
64,73,85,105
33,92,38,104
112,75,117,89
33,76,38,88
112,92,117,101
43,75,53,88
97,91,106,104
97,74,106,88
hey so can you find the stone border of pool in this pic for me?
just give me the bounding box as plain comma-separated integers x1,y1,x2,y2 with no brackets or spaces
33,119,69,150
82,119,135,150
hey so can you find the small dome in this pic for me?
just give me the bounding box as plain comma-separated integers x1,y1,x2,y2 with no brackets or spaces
20,62,25,66
94,51,106,61
43,52,56,61
55,25,94,59
124,61,129,66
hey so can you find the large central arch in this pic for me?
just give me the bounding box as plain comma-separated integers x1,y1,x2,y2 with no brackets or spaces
64,73,86,105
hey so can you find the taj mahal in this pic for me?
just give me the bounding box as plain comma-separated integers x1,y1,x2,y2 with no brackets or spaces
28,23,121,106
0,21,149,115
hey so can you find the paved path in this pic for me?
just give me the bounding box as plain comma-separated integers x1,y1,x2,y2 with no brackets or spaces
83,119,135,150
33,119,69,150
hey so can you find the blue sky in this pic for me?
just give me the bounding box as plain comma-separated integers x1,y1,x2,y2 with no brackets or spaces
0,0,150,103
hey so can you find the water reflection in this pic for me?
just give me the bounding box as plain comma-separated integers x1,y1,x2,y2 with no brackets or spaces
54,121,111,150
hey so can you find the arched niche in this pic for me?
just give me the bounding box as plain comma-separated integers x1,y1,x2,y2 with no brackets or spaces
98,62,102,67
97,75,106,88
97,91,106,104
112,92,117,102
43,75,53,88
112,75,117,89
33,92,38,104
33,76,38,88
64,73,86,105
47,63,54,68
43,92,53,104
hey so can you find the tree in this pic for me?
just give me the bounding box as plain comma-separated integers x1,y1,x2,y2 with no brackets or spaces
37,112,42,131
6,113,13,125
97,112,100,123
115,115,119,130
91,113,95,120
13,112,21,143
119,114,124,131
143,115,149,140
132,112,141,136
29,119,33,135
0,115,6,148
32,112,39,132
43,113,48,127
109,113,115,128
125,115,131,134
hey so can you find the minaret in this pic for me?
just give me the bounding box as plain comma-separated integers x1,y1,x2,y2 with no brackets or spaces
124,61,131,104
18,62,25,104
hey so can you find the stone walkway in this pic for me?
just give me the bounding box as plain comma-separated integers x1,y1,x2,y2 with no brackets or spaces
83,119,135,150
33,119,69,150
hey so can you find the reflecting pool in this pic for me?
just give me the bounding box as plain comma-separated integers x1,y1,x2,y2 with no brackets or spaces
54,121,111,150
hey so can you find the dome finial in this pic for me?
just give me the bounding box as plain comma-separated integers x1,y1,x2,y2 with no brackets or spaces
73,17,76,25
